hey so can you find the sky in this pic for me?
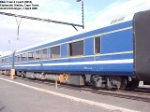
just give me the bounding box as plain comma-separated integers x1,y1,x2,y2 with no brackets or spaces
0,0,150,51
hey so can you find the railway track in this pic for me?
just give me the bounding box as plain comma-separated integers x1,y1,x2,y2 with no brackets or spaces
58,84,150,103
2,74,150,103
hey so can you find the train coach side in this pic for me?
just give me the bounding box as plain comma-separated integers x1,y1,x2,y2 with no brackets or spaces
13,19,135,89
0,52,14,75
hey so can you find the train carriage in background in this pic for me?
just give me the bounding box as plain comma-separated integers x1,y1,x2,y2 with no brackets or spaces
1,9,150,89
0,53,13,74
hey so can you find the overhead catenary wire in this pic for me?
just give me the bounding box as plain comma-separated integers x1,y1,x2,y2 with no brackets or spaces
0,11,84,30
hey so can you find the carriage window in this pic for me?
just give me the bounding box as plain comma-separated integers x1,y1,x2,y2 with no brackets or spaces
35,50,41,60
50,46,60,59
7,58,9,63
16,55,20,62
2,59,4,63
4,58,7,63
5,58,8,63
28,52,35,61
5,58,9,63
95,37,100,54
69,40,84,56
42,49,47,60
21,53,26,62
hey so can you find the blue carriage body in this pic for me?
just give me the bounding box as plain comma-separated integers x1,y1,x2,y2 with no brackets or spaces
0,20,134,77
0,53,13,70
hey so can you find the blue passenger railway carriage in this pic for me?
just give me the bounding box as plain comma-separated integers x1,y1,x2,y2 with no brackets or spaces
1,9,150,89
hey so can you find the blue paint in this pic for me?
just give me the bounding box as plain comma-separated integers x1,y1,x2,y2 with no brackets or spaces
101,29,133,53
61,44,68,58
0,20,135,77
15,21,132,53
84,38,94,55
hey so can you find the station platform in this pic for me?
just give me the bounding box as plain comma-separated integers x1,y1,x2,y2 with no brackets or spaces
0,75,149,112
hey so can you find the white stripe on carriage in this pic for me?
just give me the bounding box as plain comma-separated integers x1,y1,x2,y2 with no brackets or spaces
15,64,40,67
0,65,12,67
12,59,133,67
43,59,133,66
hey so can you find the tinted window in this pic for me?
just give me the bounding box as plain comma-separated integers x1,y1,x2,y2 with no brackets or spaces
2,58,9,63
21,53,26,62
42,49,47,60
16,55,20,62
28,52,34,61
69,40,84,56
35,50,41,60
0,59,2,64
2,59,4,63
5,58,9,63
95,37,100,54
50,46,60,59
4,58,6,63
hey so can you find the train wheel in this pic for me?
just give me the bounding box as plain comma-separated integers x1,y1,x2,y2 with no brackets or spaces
21,72,25,78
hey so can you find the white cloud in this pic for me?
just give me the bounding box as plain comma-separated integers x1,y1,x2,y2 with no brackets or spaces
94,0,150,28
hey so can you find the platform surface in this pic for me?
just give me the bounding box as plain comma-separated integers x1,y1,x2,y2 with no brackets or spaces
0,75,150,112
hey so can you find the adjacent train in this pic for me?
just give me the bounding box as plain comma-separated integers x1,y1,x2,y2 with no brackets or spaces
1,9,150,89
